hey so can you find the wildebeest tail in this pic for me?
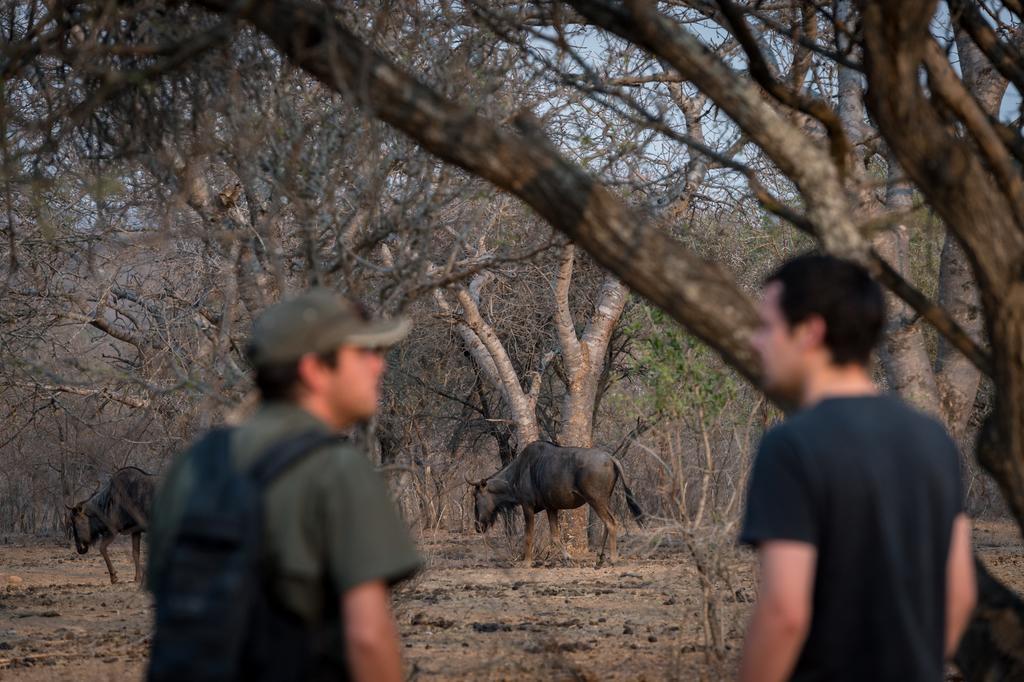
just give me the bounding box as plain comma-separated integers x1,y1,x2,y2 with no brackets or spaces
612,459,645,526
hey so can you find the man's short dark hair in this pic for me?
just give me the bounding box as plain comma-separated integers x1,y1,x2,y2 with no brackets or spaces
253,350,339,402
765,253,885,365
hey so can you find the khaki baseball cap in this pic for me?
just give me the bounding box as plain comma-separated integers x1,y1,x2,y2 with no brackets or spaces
246,288,411,367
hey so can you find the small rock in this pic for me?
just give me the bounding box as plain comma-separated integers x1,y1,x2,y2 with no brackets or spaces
622,625,634,635
7,576,23,585
648,635,658,643
662,597,676,606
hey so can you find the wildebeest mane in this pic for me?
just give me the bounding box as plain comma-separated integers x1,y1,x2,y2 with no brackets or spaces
80,467,154,533
485,441,551,485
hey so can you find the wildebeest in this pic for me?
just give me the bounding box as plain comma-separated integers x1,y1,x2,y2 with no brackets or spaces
65,467,155,584
467,441,645,566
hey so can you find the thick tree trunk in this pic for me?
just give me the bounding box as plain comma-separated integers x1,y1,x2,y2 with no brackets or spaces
875,158,941,415
431,273,541,451
452,284,541,448
932,32,999,443
935,234,984,441
554,245,629,554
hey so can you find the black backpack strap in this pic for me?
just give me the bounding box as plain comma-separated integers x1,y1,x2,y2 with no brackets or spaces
248,431,342,487
193,427,234,470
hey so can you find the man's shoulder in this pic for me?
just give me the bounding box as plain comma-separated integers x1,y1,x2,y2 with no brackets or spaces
752,422,808,472
850,394,957,450
757,420,801,453
297,438,369,477
790,395,948,435
263,438,383,504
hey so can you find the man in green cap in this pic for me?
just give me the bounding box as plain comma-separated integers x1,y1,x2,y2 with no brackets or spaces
147,289,421,682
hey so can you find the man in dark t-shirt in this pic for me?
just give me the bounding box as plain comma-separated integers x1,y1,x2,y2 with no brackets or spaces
737,255,976,682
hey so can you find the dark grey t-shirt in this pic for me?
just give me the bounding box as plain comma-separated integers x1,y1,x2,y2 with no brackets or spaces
741,395,963,682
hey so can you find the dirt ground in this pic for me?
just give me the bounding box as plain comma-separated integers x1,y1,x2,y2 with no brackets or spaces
0,520,1021,681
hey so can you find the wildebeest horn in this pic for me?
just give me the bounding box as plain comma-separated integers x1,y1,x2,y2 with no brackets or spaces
464,473,483,486
64,504,74,511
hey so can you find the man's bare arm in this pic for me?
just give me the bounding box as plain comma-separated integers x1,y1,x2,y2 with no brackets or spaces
738,541,817,682
945,513,977,659
342,580,404,682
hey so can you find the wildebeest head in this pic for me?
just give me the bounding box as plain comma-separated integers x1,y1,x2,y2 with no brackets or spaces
65,503,93,554
468,476,512,533
65,483,101,555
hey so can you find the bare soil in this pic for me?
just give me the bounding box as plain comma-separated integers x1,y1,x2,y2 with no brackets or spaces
0,520,1021,681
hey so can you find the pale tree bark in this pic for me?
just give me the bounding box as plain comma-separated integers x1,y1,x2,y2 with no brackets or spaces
933,32,1001,442
395,237,543,454
554,245,629,450
431,289,503,399
875,162,941,415
664,85,709,220
554,244,630,552
935,232,984,441
447,276,542,448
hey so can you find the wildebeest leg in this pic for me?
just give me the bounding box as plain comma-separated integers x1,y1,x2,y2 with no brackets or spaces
98,535,118,584
522,508,536,566
131,533,142,583
591,501,618,566
546,510,572,563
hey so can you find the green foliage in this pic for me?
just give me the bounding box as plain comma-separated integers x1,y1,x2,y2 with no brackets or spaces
625,304,742,422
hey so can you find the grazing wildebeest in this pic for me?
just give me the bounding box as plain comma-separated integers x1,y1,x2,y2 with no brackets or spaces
467,441,644,566
65,467,155,584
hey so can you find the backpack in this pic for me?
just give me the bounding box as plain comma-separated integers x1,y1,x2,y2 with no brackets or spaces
147,427,339,682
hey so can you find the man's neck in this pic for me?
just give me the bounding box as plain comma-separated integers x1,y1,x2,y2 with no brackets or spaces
800,363,878,408
295,395,355,431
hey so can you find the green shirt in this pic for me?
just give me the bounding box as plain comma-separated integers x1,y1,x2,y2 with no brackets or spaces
148,402,421,625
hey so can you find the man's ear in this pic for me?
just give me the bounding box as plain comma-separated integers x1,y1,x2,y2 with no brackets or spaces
295,352,328,393
796,315,827,351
